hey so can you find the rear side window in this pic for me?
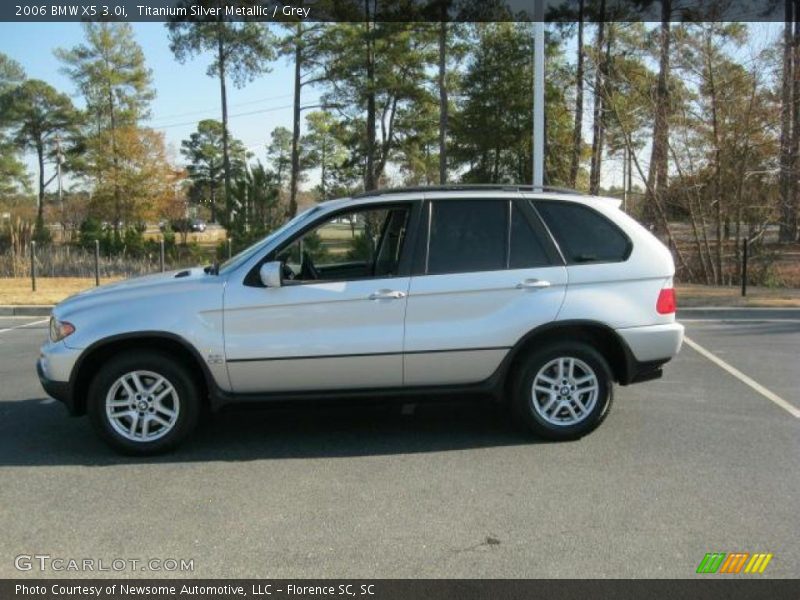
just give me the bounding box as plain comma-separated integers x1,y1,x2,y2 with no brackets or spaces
427,200,506,274
534,201,631,263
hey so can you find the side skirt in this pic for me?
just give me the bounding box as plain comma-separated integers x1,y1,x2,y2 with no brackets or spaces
208,377,505,412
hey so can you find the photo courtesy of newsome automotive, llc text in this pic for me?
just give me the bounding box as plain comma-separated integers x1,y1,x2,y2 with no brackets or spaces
0,0,798,597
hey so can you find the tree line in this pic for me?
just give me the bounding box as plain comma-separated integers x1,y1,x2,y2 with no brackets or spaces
0,8,799,285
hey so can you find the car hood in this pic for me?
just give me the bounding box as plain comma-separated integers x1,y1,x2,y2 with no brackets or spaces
54,267,217,317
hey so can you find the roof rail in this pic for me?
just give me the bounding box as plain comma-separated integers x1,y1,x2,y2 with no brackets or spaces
351,184,584,198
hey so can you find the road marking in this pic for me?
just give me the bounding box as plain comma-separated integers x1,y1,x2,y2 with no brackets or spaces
684,336,800,419
0,318,48,334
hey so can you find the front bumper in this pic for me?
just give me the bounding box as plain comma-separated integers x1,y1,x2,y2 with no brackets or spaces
37,340,81,414
36,358,76,413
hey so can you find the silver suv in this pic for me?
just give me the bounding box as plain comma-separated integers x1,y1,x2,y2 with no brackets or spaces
38,186,684,454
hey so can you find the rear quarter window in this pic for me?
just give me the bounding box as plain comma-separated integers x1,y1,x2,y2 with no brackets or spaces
533,201,631,264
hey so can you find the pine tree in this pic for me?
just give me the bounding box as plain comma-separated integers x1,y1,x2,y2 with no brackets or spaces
56,23,155,232
181,119,248,223
167,11,276,223
6,79,81,238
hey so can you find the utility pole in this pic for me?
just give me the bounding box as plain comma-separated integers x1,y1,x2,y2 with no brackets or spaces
532,0,545,189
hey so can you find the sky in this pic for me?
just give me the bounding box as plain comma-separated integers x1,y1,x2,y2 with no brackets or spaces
0,21,785,194
0,22,321,186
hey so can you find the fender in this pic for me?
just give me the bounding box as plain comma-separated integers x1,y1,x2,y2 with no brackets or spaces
67,331,220,415
490,319,638,389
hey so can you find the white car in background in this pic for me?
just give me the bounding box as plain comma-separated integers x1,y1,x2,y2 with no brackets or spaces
38,185,683,455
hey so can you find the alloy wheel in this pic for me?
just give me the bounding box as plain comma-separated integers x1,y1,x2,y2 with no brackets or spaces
530,356,599,426
105,370,180,442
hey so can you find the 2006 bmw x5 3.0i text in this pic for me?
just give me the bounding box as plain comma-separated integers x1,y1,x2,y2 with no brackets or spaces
38,185,684,454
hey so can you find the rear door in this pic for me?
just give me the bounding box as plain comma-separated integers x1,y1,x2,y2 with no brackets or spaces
403,194,568,386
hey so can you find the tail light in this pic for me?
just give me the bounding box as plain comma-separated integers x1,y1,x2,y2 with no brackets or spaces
656,287,676,315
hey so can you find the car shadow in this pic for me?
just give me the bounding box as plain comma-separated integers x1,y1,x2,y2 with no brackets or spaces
0,396,542,466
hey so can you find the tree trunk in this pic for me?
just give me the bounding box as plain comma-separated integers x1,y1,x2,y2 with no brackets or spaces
109,106,121,233
569,0,584,188
543,111,550,185
364,7,377,191
588,6,605,195
217,19,232,225
105,57,121,236
210,185,217,223
36,140,45,227
289,22,303,217
779,6,794,243
643,1,672,230
790,4,800,242
706,34,724,285
321,138,327,200
438,16,448,184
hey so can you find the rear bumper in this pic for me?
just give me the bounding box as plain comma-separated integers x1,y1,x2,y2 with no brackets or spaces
615,322,684,385
625,357,669,385
616,322,684,363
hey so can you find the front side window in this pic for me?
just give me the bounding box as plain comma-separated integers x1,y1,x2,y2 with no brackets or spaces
219,205,322,275
427,200,507,275
276,205,410,282
534,201,631,264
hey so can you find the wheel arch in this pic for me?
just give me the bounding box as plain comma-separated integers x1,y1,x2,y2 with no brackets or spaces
497,319,634,396
69,332,215,416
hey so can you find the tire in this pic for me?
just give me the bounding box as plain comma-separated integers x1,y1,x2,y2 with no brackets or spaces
511,341,613,441
87,351,200,455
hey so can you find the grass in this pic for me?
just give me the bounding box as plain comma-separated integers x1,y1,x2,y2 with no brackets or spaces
1,277,799,308
0,277,122,305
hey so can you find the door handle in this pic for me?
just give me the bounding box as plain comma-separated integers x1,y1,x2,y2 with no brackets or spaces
516,278,551,290
369,289,406,300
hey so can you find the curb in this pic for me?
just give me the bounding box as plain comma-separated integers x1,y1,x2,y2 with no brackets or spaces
678,307,800,320
0,305,53,317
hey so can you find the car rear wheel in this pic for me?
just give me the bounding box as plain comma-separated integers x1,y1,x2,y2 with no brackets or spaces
511,342,613,440
88,351,200,455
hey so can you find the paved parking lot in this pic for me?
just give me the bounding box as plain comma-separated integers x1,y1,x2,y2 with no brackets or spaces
0,314,797,578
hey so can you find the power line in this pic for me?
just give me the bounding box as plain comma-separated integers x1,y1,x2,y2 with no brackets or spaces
152,103,295,130
148,92,295,124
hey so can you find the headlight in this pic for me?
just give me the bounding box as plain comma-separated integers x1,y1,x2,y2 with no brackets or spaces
49,316,75,342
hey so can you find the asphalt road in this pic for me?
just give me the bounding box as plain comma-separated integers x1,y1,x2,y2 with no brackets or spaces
0,315,797,578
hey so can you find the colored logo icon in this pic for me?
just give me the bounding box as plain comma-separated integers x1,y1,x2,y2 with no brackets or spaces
697,552,773,574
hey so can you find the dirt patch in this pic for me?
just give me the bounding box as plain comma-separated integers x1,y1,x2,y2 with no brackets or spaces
677,284,800,307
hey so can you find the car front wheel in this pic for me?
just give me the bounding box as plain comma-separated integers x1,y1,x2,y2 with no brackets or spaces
88,351,200,455
512,342,613,440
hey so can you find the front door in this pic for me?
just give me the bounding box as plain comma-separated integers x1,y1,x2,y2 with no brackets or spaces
223,203,416,393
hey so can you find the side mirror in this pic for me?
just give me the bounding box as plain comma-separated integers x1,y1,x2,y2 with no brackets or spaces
259,261,283,288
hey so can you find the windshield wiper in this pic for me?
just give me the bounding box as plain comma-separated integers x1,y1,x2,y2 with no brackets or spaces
203,262,220,275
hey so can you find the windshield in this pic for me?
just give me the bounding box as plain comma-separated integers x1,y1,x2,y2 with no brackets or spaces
217,205,323,275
